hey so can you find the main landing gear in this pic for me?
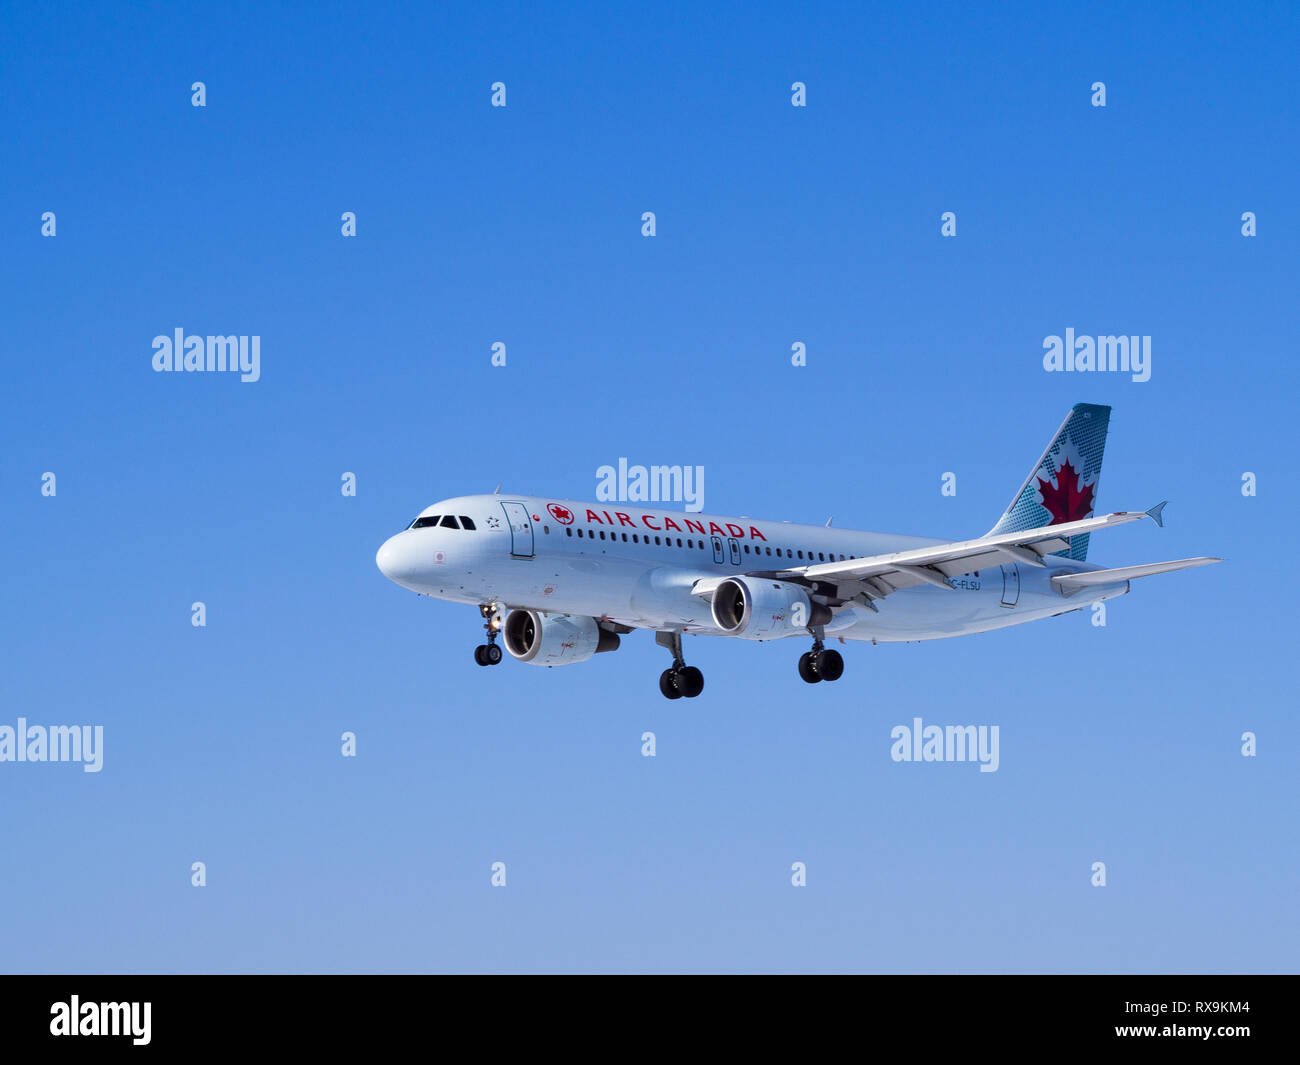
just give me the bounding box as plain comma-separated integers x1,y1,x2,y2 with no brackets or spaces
474,603,504,667
655,630,704,700
797,631,844,684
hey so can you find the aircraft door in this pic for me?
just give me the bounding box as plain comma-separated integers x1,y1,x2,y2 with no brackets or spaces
711,536,724,564
500,501,534,559
1000,563,1020,607
728,538,741,566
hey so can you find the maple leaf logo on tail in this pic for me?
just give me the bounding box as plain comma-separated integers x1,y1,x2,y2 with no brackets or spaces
986,404,1110,562
1036,457,1096,525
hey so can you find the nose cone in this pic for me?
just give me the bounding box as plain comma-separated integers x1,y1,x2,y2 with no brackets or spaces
376,534,420,586
376,536,398,579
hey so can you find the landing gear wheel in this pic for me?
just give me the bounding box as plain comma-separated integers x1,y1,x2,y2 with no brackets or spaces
676,665,705,698
798,651,822,683
476,603,503,668
814,648,844,682
655,631,703,700
659,669,683,700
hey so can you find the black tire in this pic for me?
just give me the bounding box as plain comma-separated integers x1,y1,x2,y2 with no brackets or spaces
474,645,489,666
484,643,503,666
797,651,821,683
659,669,683,699
676,666,704,698
815,648,844,682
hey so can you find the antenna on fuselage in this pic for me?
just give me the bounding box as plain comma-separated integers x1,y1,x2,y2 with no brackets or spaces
493,483,502,494
825,517,834,527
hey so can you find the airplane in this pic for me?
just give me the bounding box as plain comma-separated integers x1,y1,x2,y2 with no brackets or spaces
376,403,1221,699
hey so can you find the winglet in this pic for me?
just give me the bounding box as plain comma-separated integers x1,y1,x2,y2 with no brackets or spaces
1145,501,1168,527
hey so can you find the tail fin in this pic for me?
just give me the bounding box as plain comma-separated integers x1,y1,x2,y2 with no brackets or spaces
987,403,1111,560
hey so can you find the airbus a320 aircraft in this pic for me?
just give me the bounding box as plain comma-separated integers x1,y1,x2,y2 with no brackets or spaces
377,404,1220,699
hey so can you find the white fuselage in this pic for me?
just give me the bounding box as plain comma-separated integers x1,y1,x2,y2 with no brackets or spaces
375,495,1130,642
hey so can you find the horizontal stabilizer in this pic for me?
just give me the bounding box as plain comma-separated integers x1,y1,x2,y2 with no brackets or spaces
1052,556,1223,594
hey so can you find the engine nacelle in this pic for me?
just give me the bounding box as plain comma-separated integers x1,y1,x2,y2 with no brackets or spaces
710,577,830,639
502,610,620,666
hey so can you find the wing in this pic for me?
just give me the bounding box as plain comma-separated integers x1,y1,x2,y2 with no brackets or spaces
768,505,1169,602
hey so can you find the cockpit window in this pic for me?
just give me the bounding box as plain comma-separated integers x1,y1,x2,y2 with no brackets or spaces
408,513,476,530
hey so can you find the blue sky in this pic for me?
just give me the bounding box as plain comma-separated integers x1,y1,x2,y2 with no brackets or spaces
1,0,1296,972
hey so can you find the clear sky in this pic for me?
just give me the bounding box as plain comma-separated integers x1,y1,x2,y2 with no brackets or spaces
1,0,1296,973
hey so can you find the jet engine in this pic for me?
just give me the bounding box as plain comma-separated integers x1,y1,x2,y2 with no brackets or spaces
710,577,831,639
502,609,621,666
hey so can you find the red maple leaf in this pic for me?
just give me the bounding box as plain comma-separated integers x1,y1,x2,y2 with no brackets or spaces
1037,458,1095,525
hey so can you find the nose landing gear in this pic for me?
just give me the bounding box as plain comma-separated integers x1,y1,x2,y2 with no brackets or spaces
654,630,704,699
797,632,844,684
474,603,504,666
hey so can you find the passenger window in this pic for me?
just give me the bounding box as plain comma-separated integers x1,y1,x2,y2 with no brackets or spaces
460,516,476,530
622,533,628,542
676,538,683,547
543,525,550,534
566,528,572,537
599,530,606,540
633,534,640,543
655,536,661,545
819,552,825,561
744,544,750,553
797,550,804,559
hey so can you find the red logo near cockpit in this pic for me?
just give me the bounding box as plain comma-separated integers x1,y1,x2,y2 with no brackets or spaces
547,502,575,525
